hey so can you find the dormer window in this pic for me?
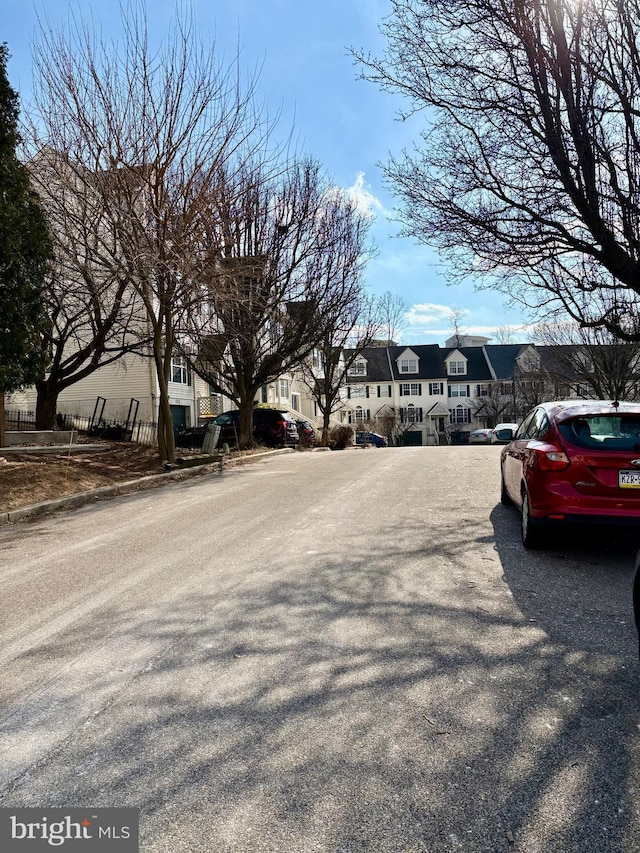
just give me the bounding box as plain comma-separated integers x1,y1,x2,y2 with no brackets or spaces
349,360,367,376
448,360,466,375
399,357,418,373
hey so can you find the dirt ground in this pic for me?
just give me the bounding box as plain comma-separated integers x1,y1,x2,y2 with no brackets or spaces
0,442,169,513
0,440,282,513
0,442,200,513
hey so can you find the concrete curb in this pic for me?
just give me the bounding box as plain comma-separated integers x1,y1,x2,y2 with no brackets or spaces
0,447,295,526
0,443,111,456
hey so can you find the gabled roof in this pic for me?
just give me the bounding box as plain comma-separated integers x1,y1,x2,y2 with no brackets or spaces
424,401,450,417
387,344,445,380
346,342,539,383
345,346,394,381
347,344,446,381
442,346,493,381
484,344,531,380
535,345,582,378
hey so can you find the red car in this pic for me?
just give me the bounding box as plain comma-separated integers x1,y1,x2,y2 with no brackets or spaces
499,400,640,548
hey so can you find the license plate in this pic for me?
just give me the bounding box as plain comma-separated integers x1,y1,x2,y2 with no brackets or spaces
619,470,640,488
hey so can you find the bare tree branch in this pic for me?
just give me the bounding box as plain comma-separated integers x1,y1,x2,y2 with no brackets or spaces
354,0,640,339
186,156,375,448
25,1,272,459
532,318,640,400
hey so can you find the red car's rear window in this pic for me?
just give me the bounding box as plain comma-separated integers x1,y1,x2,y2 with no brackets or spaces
559,416,640,451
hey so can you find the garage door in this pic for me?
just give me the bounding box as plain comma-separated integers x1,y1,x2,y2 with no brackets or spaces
401,430,423,446
170,405,189,438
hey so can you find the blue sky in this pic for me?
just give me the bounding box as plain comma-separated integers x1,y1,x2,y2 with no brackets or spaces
4,0,533,345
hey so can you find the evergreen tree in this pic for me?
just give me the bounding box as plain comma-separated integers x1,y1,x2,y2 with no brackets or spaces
0,43,51,442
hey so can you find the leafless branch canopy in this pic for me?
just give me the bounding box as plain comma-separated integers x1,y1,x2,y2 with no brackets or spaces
378,290,409,344
355,0,640,338
24,1,273,455
532,318,640,400
188,156,374,416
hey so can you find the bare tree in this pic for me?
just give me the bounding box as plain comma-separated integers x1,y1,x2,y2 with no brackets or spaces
513,363,548,418
532,321,640,401
355,1,640,341
26,2,266,461
493,326,516,345
27,149,148,429
472,383,514,428
299,291,380,446
378,290,408,344
448,306,468,346
375,411,398,445
188,157,374,449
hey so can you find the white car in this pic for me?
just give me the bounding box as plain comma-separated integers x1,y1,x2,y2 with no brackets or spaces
491,422,520,443
469,428,494,444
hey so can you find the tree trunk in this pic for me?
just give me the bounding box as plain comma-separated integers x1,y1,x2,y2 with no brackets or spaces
0,394,5,448
155,375,176,464
35,378,59,429
321,407,331,447
156,401,174,463
238,397,255,449
152,330,176,464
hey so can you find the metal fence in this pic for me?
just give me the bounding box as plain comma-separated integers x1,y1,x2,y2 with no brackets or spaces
4,408,159,446
4,409,37,430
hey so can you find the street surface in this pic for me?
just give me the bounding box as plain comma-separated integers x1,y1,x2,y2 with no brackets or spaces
0,446,639,852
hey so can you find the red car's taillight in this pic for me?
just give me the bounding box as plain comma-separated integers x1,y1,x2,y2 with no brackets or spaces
533,444,571,471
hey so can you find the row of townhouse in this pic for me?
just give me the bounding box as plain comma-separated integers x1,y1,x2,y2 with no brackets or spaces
340,335,525,445
9,329,639,444
14,149,639,443
341,334,640,445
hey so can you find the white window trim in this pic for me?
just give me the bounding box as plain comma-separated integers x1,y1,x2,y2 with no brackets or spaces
171,355,191,386
448,360,466,375
348,361,367,376
399,358,418,374
449,384,468,398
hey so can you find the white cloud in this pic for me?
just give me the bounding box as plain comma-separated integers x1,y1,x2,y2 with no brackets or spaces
345,172,385,218
399,303,531,344
404,303,462,328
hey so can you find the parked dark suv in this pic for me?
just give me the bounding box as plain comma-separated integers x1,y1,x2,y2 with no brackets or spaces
212,408,299,447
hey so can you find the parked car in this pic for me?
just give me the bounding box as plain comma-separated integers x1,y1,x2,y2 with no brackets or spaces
450,430,470,445
469,428,494,444
490,422,520,444
211,408,299,448
500,399,640,548
175,423,208,448
355,431,388,448
295,419,317,446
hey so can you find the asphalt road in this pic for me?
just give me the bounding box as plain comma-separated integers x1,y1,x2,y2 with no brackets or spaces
0,446,639,852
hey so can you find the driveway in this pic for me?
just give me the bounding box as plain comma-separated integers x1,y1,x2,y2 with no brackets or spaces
0,446,638,852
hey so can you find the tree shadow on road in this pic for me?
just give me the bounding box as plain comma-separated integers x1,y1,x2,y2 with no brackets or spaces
2,507,640,852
